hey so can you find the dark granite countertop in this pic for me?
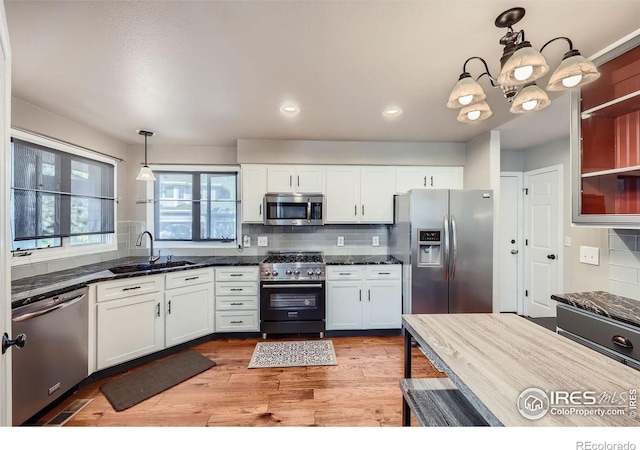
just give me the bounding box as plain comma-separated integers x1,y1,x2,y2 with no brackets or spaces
551,291,640,329
324,254,402,265
11,255,263,308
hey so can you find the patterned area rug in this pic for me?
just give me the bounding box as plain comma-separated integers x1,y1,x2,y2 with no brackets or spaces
248,340,338,368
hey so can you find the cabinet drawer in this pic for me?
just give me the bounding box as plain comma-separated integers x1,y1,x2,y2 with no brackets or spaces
327,266,364,280
215,266,259,281
557,304,640,363
366,265,401,280
215,281,258,296
165,268,213,290
215,311,259,332
215,296,258,311
97,275,163,302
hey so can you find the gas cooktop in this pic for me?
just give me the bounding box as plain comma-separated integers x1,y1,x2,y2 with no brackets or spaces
260,251,325,281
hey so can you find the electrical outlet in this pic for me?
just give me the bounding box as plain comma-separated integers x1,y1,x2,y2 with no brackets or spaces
372,236,379,247
579,245,599,265
243,235,251,247
337,236,344,247
257,236,268,247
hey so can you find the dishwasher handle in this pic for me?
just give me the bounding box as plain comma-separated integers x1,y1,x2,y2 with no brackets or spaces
12,293,86,323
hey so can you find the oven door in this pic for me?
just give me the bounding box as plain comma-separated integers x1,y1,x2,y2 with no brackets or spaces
260,280,325,322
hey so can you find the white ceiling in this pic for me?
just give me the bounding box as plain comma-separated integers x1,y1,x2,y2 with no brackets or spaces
5,1,640,150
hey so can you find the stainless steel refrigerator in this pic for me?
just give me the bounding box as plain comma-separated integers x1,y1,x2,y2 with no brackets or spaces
390,189,493,314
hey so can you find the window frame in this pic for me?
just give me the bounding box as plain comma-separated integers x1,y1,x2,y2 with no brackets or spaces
145,164,240,250
10,129,118,266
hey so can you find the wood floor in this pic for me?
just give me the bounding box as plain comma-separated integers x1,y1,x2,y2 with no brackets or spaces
34,335,445,427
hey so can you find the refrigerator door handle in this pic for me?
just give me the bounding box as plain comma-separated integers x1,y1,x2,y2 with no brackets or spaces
450,214,458,281
443,215,449,281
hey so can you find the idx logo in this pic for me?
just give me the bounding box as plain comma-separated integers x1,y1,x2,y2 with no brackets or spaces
549,390,597,405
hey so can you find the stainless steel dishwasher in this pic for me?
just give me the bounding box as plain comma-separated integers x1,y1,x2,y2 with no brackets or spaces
11,286,89,425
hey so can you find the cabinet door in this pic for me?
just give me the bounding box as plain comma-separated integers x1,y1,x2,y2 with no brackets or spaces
295,166,324,193
96,293,164,370
428,167,464,189
165,284,214,347
241,165,267,223
395,167,428,193
325,166,361,223
360,166,395,223
326,281,364,330
267,166,295,193
365,280,402,329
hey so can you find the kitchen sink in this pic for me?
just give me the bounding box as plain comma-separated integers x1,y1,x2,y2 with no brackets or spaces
109,260,194,274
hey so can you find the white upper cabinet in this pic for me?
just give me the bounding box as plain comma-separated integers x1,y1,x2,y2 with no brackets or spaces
241,164,267,223
267,165,324,194
395,166,463,193
325,166,395,224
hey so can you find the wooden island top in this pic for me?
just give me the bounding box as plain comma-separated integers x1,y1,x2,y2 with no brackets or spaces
402,313,640,426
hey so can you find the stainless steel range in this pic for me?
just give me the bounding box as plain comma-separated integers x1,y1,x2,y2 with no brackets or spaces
260,251,326,339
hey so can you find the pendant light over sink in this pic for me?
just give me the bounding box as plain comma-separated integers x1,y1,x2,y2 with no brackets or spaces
136,129,156,181
447,6,600,123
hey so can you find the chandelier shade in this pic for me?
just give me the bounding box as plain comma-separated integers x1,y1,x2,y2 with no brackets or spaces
457,101,493,123
546,52,601,91
509,83,551,114
447,74,487,109
497,42,550,86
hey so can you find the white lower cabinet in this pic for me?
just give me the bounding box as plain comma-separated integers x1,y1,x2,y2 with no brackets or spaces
96,275,166,370
326,265,402,330
215,266,259,332
96,269,214,370
164,269,214,347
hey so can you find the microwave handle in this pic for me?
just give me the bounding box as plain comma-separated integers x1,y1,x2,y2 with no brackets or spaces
307,198,312,223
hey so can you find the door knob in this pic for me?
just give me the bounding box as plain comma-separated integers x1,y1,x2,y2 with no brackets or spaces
2,332,27,354
547,254,556,260
510,250,518,254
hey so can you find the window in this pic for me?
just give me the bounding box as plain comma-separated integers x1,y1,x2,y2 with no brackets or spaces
10,131,117,258
153,171,237,242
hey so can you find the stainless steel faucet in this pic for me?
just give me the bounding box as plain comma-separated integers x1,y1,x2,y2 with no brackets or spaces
136,231,160,263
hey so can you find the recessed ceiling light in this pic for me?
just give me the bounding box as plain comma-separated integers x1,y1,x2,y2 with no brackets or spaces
383,107,403,117
280,105,300,115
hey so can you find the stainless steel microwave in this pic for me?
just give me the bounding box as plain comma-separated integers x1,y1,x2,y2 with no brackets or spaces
263,193,325,226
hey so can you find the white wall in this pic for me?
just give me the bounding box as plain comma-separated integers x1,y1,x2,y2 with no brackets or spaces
237,139,466,165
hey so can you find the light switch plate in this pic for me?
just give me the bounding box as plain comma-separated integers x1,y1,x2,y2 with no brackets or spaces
579,245,599,265
372,236,379,247
257,236,268,247
564,237,571,247
243,235,251,247
337,236,344,247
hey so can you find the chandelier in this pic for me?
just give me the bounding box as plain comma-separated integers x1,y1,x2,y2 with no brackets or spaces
447,7,601,123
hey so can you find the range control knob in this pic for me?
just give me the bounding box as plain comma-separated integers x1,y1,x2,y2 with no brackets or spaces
307,269,314,276
272,270,279,277
263,269,271,277
285,269,292,275
315,269,322,275
293,269,300,275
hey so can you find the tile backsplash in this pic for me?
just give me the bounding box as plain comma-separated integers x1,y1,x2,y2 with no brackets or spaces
609,229,640,300
11,221,391,280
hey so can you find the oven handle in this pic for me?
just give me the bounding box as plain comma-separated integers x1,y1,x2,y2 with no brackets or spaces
262,283,323,289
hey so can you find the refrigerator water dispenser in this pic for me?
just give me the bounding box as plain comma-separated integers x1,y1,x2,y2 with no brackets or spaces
417,229,442,266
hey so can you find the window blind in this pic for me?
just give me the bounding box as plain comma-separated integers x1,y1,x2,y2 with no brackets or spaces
11,138,115,241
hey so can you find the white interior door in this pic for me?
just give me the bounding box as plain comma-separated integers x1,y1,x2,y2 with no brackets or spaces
499,173,523,313
0,0,11,427
524,165,563,318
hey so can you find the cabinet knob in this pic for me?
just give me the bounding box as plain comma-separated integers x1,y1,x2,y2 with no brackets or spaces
547,254,556,260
